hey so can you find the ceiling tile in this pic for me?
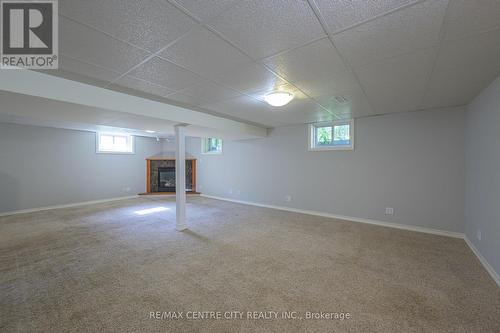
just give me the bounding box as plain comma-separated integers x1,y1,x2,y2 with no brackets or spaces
60,17,149,73
424,29,500,108
332,0,448,67
170,0,237,23
207,0,325,59
59,56,121,82
442,0,500,41
39,55,121,87
204,96,332,127
126,57,200,91
355,47,438,114
275,98,336,125
315,0,418,33
423,67,495,109
212,61,287,94
175,80,241,104
315,88,374,119
263,38,357,97
60,0,196,52
434,29,500,73
159,27,250,79
110,76,175,98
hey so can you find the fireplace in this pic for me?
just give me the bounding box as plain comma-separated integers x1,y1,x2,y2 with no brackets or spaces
145,154,197,194
158,167,175,192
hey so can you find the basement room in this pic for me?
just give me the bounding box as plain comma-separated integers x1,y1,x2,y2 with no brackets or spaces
1,0,499,332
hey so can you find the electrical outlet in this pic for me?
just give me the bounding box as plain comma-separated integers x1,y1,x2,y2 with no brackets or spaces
285,195,292,202
236,190,241,195
199,185,203,190
123,187,131,193
477,229,482,241
385,207,394,215
229,189,233,194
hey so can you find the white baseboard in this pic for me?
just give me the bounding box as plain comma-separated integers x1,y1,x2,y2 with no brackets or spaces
200,194,464,239
464,237,500,288
0,195,139,217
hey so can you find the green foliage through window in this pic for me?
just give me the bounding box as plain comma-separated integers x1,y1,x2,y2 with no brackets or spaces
203,137,223,154
314,123,351,147
316,126,332,145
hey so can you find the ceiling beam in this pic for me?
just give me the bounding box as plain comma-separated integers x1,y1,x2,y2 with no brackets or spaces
0,69,267,139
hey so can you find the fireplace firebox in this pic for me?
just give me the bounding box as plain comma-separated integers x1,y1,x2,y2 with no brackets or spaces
158,167,176,192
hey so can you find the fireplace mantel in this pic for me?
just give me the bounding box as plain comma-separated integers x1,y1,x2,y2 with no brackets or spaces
144,153,197,194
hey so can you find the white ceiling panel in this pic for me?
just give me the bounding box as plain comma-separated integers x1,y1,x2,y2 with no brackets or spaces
169,0,237,23
332,0,448,67
424,29,500,108
175,80,241,104
159,27,250,79
40,55,121,87
60,17,149,73
434,29,500,74
355,47,438,114
274,98,336,125
126,57,200,91
292,70,361,101
60,0,196,52
212,62,287,94
204,95,333,127
423,67,495,109
207,0,325,59
110,76,175,98
58,56,121,83
442,0,500,41
315,88,374,119
263,38,357,97
314,0,418,33
23,0,500,129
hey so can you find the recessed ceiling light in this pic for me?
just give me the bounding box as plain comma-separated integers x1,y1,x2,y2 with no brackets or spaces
264,91,294,107
145,130,156,133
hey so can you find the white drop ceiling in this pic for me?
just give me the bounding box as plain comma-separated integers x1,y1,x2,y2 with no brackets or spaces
35,0,500,127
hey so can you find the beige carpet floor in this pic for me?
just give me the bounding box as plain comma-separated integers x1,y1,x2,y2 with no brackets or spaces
1,196,499,332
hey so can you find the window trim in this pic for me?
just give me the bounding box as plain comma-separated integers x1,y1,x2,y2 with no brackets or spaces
96,132,135,154
201,137,223,155
308,119,354,151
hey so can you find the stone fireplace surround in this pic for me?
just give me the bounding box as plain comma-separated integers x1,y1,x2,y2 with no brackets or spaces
145,153,196,193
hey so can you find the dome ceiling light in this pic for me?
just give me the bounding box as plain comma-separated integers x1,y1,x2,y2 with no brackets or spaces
264,91,294,107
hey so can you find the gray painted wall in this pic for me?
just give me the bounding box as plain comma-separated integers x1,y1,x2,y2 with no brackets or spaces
465,77,500,276
187,107,465,233
0,123,162,212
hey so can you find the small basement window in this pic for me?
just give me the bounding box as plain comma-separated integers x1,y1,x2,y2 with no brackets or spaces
202,137,223,154
96,133,134,154
308,120,354,151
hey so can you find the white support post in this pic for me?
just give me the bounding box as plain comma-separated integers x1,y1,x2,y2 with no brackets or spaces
175,124,187,231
